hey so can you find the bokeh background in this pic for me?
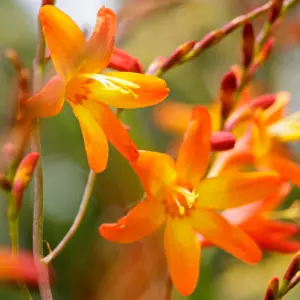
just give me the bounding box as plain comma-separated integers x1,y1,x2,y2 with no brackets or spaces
0,0,300,299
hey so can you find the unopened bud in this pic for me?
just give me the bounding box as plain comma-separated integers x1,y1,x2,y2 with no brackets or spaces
161,40,195,72
211,131,236,151
285,271,300,295
246,37,275,83
269,0,284,24
257,37,275,63
242,22,255,68
264,277,279,300
108,48,143,73
283,251,300,282
249,94,276,110
220,71,238,119
12,152,40,212
192,30,221,56
146,56,165,76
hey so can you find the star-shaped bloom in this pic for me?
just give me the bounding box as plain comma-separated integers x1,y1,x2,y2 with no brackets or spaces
23,5,169,172
99,106,280,295
211,92,300,186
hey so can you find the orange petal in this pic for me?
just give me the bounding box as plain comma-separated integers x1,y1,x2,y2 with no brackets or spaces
39,5,85,80
22,76,65,118
176,106,212,187
72,104,108,172
196,171,280,209
164,218,200,296
191,210,261,263
80,7,117,73
81,100,138,162
221,182,290,225
102,72,169,108
66,73,169,108
130,151,176,197
99,197,165,243
268,154,300,187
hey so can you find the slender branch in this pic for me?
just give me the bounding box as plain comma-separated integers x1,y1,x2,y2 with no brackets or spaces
31,124,52,300
147,0,299,77
42,170,97,264
31,1,53,299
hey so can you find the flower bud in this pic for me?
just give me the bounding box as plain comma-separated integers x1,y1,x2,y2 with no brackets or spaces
146,56,165,76
283,251,300,282
248,38,275,79
12,152,40,212
249,94,276,110
264,277,279,300
108,48,143,73
285,271,300,294
211,131,236,151
269,0,284,24
220,71,238,120
161,40,195,72
242,22,255,68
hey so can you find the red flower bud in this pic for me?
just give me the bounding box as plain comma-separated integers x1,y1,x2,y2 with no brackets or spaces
220,71,238,119
161,40,195,72
269,0,284,24
242,22,255,68
108,48,143,73
12,152,40,212
264,277,279,300
249,94,276,110
283,251,300,282
211,131,236,151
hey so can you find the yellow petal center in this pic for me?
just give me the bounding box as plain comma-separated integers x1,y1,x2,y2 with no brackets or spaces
164,186,198,218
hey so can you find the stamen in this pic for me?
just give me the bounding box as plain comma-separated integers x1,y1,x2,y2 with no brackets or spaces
174,196,185,216
173,186,198,208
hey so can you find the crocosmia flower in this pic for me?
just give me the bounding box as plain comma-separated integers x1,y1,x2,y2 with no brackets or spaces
23,5,169,172
212,92,300,186
99,106,280,295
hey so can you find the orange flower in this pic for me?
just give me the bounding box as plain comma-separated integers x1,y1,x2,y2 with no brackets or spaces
23,5,169,172
212,92,300,186
99,106,280,295
200,183,300,253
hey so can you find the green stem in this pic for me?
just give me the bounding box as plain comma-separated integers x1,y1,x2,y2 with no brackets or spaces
31,122,53,300
42,170,97,264
7,194,32,300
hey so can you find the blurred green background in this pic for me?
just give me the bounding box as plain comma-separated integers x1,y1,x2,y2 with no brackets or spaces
0,0,300,299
